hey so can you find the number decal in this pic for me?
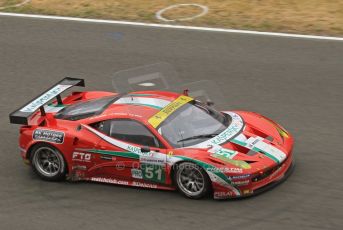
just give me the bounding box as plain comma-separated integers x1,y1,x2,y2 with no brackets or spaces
145,167,154,179
141,164,165,183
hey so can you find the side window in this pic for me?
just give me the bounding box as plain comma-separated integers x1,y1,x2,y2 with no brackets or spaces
108,119,161,148
90,121,106,133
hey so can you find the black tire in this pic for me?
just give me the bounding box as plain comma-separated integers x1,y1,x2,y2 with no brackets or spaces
30,143,67,181
174,162,211,199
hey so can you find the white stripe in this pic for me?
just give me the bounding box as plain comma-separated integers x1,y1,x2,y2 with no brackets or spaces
114,97,170,108
189,112,244,148
0,12,342,41
207,171,241,196
83,124,141,154
254,141,287,163
235,135,287,163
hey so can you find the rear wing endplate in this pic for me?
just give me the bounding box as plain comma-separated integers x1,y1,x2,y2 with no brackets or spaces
9,77,85,125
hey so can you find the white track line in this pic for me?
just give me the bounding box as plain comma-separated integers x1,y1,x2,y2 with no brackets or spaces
0,12,342,41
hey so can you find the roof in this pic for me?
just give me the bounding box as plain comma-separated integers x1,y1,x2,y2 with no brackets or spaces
101,91,187,121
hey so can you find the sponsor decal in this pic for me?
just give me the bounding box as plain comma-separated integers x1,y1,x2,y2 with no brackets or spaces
33,129,64,144
140,155,165,165
72,165,87,170
210,113,244,145
174,155,235,189
131,168,143,179
90,177,129,185
243,189,252,195
72,152,91,162
189,112,244,148
127,145,143,155
115,162,125,170
100,155,116,161
231,180,250,186
148,95,193,128
207,167,243,174
214,191,236,199
90,177,158,189
229,174,251,180
246,136,264,149
20,84,71,113
132,181,158,189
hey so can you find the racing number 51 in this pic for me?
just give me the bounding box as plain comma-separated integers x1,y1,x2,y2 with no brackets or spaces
141,164,165,183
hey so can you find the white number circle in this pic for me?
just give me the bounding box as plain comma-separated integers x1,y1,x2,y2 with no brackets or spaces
156,4,209,22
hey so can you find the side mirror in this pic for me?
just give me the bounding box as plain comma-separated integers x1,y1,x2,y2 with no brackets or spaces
206,100,215,107
141,146,151,153
76,124,82,131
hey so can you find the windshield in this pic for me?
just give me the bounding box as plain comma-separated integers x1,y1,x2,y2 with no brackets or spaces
158,101,231,148
55,96,118,121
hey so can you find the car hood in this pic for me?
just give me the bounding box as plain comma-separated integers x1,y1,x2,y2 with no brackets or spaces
178,111,292,174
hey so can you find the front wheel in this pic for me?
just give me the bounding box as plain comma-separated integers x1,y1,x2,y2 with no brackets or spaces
174,162,211,199
30,144,67,181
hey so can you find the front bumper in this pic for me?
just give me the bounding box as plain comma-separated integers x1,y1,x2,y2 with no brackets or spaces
213,153,295,199
240,159,295,199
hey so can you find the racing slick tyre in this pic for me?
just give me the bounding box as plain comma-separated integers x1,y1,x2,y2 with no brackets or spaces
30,143,67,181
174,162,211,199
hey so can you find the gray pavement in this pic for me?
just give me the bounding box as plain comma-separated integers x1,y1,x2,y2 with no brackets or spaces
0,16,342,230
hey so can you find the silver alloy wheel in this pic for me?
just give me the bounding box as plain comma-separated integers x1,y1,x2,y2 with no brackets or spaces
176,163,205,197
32,147,63,177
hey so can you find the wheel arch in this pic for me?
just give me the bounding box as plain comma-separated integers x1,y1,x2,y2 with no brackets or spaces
170,160,213,191
26,142,69,172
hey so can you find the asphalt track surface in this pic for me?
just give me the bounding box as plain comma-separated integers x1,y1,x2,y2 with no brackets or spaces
0,16,342,230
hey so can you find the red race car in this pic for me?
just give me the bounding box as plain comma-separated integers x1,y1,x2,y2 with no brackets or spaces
10,77,294,199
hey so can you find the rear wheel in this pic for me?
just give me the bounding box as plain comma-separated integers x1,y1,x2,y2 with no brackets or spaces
30,144,67,181
174,162,211,199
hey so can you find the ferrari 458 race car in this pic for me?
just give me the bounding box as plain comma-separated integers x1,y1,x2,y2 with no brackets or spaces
10,77,294,199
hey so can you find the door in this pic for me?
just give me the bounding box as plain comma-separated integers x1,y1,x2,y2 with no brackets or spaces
92,119,168,184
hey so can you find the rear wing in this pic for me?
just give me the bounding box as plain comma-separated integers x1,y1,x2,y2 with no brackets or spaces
9,77,85,125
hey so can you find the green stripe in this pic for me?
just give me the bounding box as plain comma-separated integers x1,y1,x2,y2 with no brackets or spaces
253,148,280,163
231,138,246,146
130,103,163,110
232,138,279,163
87,149,140,160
